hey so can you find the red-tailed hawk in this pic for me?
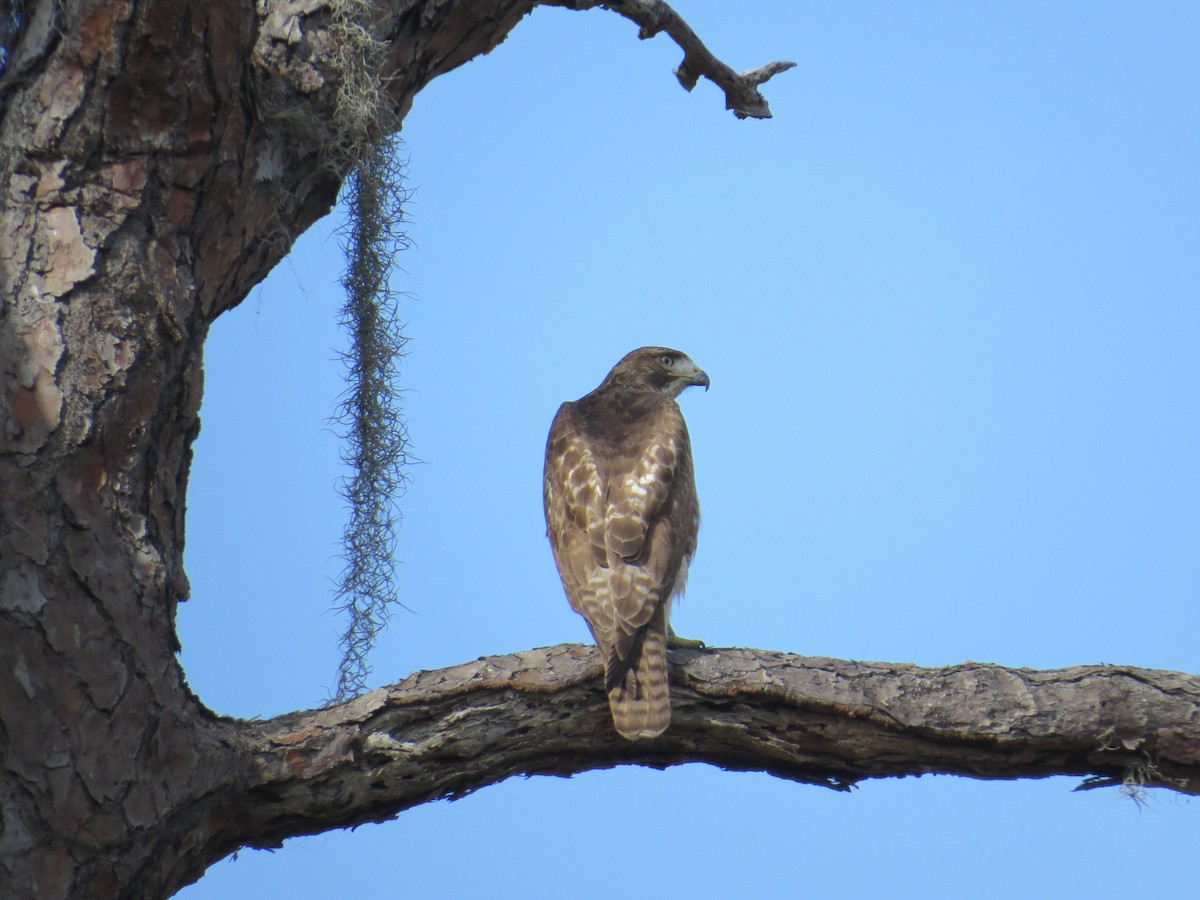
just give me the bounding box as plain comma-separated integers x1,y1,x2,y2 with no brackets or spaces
543,346,708,739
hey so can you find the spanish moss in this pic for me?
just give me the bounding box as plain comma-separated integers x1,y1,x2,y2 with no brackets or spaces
333,135,414,702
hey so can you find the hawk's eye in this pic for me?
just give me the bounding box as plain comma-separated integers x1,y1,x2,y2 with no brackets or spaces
659,354,675,368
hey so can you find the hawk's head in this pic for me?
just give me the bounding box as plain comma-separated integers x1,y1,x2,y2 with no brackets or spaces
608,346,710,398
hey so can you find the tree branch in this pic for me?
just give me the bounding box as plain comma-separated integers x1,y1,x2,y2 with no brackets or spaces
220,646,1200,852
540,0,796,118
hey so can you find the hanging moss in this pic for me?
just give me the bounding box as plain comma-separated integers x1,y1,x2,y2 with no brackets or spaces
332,135,414,702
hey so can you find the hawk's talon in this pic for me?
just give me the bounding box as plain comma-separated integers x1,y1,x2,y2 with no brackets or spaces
668,629,705,650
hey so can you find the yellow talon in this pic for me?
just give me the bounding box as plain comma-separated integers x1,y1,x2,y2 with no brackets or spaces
667,627,705,649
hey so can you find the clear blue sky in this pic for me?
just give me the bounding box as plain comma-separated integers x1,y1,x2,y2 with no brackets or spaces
178,3,1199,897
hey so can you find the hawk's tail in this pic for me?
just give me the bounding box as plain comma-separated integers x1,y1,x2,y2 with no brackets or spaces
606,620,670,740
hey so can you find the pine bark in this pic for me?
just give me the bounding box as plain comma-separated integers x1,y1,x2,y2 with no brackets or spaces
0,2,1194,899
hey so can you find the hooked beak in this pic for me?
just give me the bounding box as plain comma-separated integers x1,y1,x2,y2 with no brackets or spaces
690,367,710,391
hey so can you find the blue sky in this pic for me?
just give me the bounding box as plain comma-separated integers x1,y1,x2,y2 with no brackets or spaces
178,3,1199,897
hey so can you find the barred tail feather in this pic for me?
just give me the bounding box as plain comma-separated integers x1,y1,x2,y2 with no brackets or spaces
607,621,670,740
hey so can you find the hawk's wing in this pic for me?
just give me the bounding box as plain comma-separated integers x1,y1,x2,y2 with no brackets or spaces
543,401,607,626
544,398,699,737
598,403,695,673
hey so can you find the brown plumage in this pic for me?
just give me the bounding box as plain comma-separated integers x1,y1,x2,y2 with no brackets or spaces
543,346,708,739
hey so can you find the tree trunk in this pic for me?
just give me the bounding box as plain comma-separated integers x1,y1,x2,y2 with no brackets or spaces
0,2,1192,898
0,1,532,895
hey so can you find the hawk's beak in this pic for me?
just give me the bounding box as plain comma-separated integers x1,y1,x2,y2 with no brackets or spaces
690,368,710,391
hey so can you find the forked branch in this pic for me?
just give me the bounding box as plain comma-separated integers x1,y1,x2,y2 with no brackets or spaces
541,0,796,118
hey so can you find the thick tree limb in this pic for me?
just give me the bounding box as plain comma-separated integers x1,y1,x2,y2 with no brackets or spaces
217,646,1200,855
539,0,796,118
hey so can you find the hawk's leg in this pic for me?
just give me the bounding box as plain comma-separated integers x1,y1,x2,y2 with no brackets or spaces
667,626,705,649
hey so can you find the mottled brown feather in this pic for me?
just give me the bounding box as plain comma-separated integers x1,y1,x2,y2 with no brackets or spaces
544,347,705,740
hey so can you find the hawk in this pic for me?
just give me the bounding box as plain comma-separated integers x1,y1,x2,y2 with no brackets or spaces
543,346,708,739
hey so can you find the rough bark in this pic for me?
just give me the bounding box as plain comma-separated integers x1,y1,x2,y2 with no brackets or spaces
248,647,1200,841
72,646,1200,897
0,1,1192,899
